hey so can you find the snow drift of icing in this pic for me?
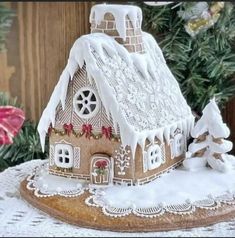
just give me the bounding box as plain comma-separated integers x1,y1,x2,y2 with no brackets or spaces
29,161,235,210
38,32,194,156
207,154,235,173
191,98,230,139
89,4,143,41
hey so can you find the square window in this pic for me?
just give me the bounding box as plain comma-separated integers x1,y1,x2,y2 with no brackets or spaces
147,144,162,170
55,144,73,168
171,133,185,158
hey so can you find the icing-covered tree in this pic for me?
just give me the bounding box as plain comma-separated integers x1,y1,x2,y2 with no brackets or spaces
184,98,235,172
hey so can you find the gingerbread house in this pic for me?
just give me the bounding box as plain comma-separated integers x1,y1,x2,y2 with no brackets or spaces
38,4,195,186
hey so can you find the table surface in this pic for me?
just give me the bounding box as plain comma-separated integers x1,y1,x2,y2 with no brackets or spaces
1,159,235,237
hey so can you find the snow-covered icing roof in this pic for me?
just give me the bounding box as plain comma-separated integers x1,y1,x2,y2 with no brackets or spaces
89,4,142,41
191,98,230,139
38,32,194,156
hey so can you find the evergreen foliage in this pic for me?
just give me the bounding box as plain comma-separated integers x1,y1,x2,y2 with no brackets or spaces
0,93,48,171
140,2,235,114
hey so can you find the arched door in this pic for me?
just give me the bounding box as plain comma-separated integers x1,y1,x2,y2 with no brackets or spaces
90,154,113,186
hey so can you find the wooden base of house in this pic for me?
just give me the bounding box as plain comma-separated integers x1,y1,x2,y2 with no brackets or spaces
20,179,235,232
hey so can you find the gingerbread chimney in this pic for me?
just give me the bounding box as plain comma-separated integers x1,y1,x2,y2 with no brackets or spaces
90,4,145,53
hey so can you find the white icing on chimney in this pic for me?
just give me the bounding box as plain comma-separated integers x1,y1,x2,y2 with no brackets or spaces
89,4,143,41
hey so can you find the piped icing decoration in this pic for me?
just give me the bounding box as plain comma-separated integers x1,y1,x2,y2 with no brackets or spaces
89,4,143,41
27,162,235,217
184,98,235,172
37,32,194,156
82,124,93,138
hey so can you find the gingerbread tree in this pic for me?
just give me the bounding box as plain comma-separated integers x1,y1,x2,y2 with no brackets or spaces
184,98,235,172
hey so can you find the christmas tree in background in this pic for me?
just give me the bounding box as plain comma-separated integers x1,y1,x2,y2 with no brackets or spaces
141,1,235,114
183,98,235,172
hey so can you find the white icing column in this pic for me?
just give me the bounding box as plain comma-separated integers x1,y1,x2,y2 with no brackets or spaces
90,4,145,53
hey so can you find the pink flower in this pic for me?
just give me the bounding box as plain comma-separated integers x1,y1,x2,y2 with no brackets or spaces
0,106,25,145
95,160,108,169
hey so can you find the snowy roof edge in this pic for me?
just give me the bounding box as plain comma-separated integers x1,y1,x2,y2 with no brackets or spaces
37,32,194,157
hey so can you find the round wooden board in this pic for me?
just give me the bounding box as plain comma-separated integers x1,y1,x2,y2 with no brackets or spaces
20,178,235,232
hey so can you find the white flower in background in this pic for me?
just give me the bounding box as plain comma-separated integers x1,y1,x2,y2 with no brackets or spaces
177,2,209,20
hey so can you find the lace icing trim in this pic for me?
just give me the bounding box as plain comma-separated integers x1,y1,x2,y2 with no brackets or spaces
26,164,87,198
84,194,235,218
25,163,235,218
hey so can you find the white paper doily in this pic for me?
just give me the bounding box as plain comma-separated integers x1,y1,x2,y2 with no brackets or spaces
1,159,235,237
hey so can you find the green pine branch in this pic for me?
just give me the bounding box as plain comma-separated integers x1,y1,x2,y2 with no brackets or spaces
0,92,48,171
140,2,235,114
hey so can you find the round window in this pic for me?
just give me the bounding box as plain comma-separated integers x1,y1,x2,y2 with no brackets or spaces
73,87,100,119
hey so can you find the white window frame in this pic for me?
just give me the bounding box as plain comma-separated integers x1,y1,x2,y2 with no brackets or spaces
170,139,175,159
73,86,100,119
171,133,185,158
147,144,162,170
55,144,73,168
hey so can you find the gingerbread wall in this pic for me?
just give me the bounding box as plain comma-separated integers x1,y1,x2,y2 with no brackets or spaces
49,132,135,184
49,129,186,185
134,140,184,185
55,67,118,134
